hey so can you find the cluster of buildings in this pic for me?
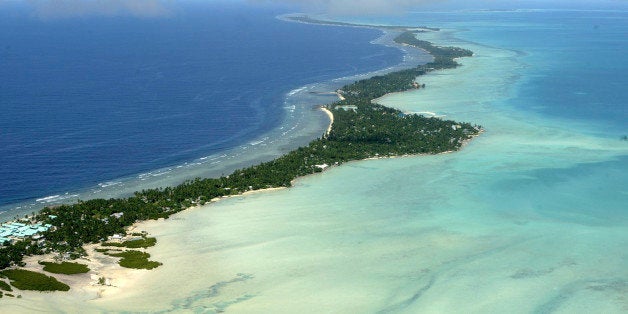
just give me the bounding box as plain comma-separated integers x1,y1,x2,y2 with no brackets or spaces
0,221,53,245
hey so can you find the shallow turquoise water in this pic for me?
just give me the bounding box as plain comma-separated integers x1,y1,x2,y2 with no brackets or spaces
107,11,626,312
197,12,626,312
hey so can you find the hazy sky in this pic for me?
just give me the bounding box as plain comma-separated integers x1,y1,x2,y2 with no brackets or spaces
1,0,626,19
252,0,628,15
250,0,449,15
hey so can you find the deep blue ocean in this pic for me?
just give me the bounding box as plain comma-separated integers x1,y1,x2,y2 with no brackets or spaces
0,3,403,208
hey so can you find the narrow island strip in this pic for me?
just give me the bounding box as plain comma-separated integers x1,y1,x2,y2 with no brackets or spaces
0,16,482,296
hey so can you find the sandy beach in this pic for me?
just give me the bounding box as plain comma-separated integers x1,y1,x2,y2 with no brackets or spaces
320,107,334,137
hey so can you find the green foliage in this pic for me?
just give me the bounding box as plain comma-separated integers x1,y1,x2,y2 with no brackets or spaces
0,240,43,270
95,248,120,253
0,280,12,291
102,237,157,249
0,269,70,291
39,261,90,275
394,31,473,60
105,251,162,270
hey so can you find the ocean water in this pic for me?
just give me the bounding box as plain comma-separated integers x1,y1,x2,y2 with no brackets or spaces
3,8,627,314
0,3,408,218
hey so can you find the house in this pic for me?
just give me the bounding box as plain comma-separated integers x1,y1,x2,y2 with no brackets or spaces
109,234,124,242
335,105,358,112
110,212,124,219
0,222,51,243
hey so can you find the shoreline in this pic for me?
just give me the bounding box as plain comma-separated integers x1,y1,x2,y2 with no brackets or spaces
0,15,431,224
0,13,482,307
52,130,484,303
2,9,627,313
77,16,479,297
320,107,334,137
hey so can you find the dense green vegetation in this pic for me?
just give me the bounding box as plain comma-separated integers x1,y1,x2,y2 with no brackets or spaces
394,31,473,60
0,280,12,291
105,251,162,270
0,240,43,270
0,269,70,291
102,237,157,249
39,261,90,275
339,30,472,102
0,22,480,274
95,248,121,253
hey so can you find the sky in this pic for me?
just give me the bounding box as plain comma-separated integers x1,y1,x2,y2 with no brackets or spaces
0,0,626,19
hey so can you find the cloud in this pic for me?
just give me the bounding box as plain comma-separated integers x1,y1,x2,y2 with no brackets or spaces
249,0,448,15
21,0,172,19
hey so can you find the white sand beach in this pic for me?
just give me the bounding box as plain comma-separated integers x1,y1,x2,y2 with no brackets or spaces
320,107,334,137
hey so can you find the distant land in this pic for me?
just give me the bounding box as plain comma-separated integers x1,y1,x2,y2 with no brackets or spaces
286,14,440,31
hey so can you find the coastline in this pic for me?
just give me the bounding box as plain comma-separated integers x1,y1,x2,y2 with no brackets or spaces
0,13,484,310
0,21,429,222
320,107,334,137
4,9,627,313
0,16,432,224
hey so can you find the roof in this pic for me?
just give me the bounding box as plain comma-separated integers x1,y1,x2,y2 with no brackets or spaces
23,229,37,236
0,223,50,239
0,229,13,237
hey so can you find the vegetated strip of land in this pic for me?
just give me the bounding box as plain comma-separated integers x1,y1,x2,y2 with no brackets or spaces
0,19,481,280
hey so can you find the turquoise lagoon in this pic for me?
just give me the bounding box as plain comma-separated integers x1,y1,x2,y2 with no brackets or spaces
9,10,628,313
